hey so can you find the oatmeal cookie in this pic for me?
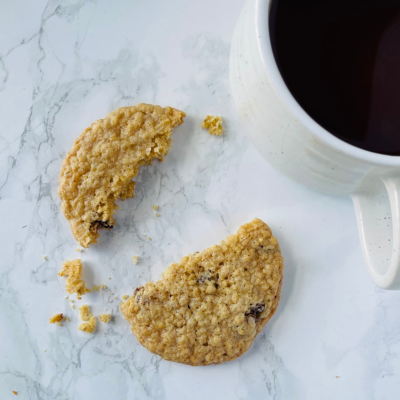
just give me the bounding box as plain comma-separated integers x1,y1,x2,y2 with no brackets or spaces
59,104,185,247
121,218,283,366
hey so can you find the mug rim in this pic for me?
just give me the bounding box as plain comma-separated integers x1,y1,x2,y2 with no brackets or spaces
256,0,400,167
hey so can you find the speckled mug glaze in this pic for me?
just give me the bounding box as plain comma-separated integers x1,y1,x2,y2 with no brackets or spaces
230,0,400,289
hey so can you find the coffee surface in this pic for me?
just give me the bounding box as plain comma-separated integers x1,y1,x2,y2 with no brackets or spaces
270,0,400,155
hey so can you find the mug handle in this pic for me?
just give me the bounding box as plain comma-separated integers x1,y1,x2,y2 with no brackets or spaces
352,177,400,289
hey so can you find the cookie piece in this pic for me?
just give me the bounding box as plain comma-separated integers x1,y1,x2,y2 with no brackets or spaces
59,259,91,297
49,313,64,324
121,218,283,366
59,104,185,248
78,305,96,333
201,115,223,135
99,314,111,323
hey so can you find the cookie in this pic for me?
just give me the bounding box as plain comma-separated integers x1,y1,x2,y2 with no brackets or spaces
121,218,283,366
59,104,185,248
201,115,223,135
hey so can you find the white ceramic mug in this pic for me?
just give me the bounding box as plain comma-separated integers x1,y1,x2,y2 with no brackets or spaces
230,0,400,289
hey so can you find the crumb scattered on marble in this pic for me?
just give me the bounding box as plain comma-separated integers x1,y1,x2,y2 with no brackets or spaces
153,205,159,210
76,248,82,252
156,213,160,217
122,295,129,300
43,349,46,352
132,256,139,265
68,299,74,303
201,115,223,136
42,256,47,261
78,316,96,333
79,305,91,321
147,237,152,241
100,284,106,290
59,259,91,297
78,305,96,333
70,304,74,309
336,376,339,379
12,391,17,395
108,277,111,280
99,314,111,323
56,321,62,326
64,296,68,299
49,313,64,324
94,285,99,291
65,316,70,322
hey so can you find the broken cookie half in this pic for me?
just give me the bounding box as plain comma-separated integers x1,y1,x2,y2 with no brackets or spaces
121,218,284,366
59,104,185,247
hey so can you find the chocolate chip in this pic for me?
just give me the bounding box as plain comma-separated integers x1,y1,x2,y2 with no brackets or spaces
188,305,190,309
245,303,265,320
197,276,207,284
215,283,219,289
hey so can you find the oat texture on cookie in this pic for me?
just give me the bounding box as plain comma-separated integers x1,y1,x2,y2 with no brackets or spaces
59,104,185,247
121,218,284,366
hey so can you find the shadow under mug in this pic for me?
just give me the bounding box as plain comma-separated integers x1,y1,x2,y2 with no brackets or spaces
230,0,400,289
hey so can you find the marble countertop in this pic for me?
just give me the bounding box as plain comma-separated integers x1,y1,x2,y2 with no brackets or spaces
1,0,400,398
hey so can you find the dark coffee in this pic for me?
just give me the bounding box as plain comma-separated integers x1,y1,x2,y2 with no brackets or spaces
270,0,400,156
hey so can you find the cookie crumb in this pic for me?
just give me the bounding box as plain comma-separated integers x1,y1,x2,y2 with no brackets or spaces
78,316,96,333
56,322,62,326
147,237,152,241
156,213,160,217
68,299,74,303
93,285,99,291
42,256,47,261
49,313,64,324
153,205,159,210
43,349,46,352
75,248,82,252
99,314,111,323
132,256,139,265
59,259,91,297
12,391,17,395
122,295,129,300
64,296,68,299
100,285,106,290
78,305,96,333
79,305,91,321
108,277,111,280
201,115,223,136
64,316,70,322
70,304,74,309
336,376,339,379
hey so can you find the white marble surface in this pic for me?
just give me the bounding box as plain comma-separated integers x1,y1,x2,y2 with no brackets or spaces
1,0,400,398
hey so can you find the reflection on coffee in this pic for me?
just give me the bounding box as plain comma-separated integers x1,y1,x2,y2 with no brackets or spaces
270,0,400,156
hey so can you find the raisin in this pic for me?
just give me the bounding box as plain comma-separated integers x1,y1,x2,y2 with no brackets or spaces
90,220,113,232
245,303,265,320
